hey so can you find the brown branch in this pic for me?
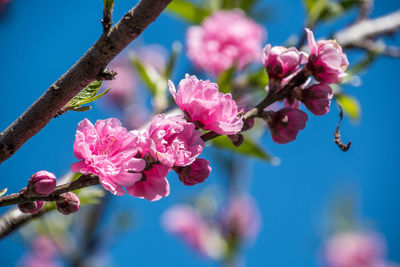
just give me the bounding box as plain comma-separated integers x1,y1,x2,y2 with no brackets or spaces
335,10,400,48
0,175,99,207
0,172,77,239
201,68,310,142
334,102,351,152
0,0,172,165
102,0,114,32
0,207,47,239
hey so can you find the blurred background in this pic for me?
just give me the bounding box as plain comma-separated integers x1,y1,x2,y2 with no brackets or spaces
0,0,399,266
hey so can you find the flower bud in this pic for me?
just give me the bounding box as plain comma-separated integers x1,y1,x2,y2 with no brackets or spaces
18,200,44,214
301,83,333,115
175,158,211,186
18,188,44,214
242,118,255,132
305,28,349,84
28,170,57,196
267,108,308,144
228,134,244,147
263,45,308,83
55,192,80,215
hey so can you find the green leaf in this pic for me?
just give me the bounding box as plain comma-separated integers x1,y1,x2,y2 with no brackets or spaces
67,81,110,111
211,135,273,162
0,188,7,197
336,94,361,120
74,187,106,205
246,67,269,88
167,0,211,24
305,0,361,23
304,0,328,24
130,55,158,95
103,0,114,9
164,42,182,79
217,66,236,94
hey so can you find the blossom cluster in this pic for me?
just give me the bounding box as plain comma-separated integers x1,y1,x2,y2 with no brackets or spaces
263,28,349,144
71,72,245,200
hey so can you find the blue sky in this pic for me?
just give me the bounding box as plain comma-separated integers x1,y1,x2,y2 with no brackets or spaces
0,0,399,266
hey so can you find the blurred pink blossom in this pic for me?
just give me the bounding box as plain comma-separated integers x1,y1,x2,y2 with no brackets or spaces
186,10,265,75
324,232,397,267
220,195,261,241
18,236,60,267
306,28,349,84
301,83,333,115
141,114,205,167
127,164,170,201
71,118,146,196
169,74,243,135
162,204,225,258
175,158,211,186
103,60,138,107
267,107,308,144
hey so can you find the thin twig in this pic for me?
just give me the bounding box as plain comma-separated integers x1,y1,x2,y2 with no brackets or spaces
0,175,99,207
102,0,114,32
0,0,172,165
0,207,47,239
333,101,352,152
335,10,400,48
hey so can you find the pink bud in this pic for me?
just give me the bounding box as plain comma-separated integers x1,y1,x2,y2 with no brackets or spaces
17,188,44,214
28,171,57,196
175,158,211,186
18,200,44,214
228,134,244,147
301,83,333,115
305,28,349,84
263,44,308,81
55,192,80,215
267,108,308,144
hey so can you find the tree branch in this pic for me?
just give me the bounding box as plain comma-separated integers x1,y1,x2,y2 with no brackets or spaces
0,175,99,207
0,207,47,239
0,0,172,165
335,10,400,48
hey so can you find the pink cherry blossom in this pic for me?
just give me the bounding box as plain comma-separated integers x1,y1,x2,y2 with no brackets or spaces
174,158,211,186
263,45,308,82
324,232,393,267
220,195,261,241
186,10,265,75
71,118,146,196
169,74,243,135
142,114,205,167
301,83,333,115
267,108,308,144
306,28,349,84
127,164,170,201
